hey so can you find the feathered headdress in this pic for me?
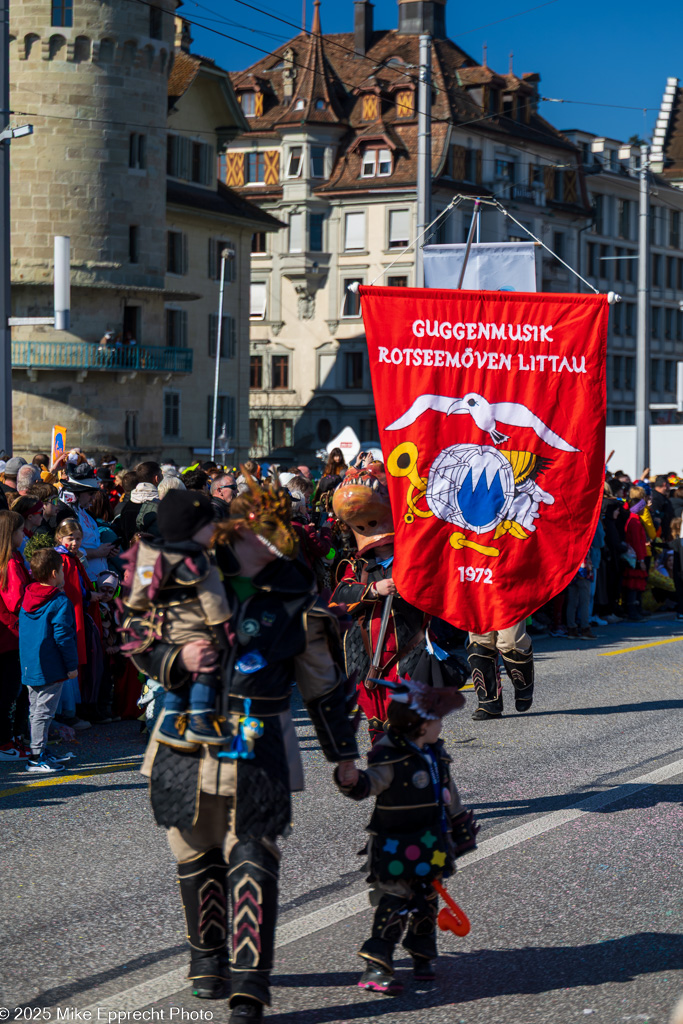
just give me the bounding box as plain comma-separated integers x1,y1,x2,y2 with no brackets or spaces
214,466,299,560
370,675,465,720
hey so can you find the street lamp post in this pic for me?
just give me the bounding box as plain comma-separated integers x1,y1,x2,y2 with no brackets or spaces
635,143,650,475
210,245,234,463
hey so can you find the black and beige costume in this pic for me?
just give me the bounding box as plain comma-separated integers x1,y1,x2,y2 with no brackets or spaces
125,547,359,1011
336,730,477,973
467,620,534,718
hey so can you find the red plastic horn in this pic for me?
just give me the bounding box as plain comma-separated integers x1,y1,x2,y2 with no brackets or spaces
432,878,471,937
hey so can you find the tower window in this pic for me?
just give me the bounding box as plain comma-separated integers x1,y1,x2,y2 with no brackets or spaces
129,225,139,264
149,6,163,39
51,0,73,27
129,133,147,170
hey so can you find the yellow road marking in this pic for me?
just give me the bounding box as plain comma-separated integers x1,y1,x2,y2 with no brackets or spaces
0,759,142,799
599,636,683,657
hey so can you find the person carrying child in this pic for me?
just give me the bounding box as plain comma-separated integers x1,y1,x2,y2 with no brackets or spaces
0,509,31,759
123,489,232,747
19,548,79,774
336,677,478,995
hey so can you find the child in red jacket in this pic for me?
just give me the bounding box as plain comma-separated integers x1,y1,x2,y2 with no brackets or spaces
0,509,31,759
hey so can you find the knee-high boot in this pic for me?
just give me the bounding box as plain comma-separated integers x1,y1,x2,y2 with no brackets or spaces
500,643,534,712
228,839,279,1009
359,893,408,973
177,847,230,999
467,641,503,717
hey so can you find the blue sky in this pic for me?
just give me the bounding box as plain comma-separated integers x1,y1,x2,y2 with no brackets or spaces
186,0,681,143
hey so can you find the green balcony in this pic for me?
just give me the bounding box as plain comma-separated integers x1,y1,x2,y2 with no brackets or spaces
12,341,193,374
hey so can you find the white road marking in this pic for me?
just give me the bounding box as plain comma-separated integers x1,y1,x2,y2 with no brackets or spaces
77,753,683,1013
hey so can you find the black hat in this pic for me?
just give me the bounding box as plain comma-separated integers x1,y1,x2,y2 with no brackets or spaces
67,463,100,492
157,489,214,543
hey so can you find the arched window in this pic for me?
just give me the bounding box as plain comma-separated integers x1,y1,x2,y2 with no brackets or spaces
317,418,332,443
73,36,91,63
142,44,154,69
98,38,115,63
23,33,40,60
122,40,137,66
48,34,66,60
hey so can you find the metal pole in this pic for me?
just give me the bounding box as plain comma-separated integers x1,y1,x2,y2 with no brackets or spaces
635,143,650,474
210,250,227,462
0,0,11,454
457,200,481,289
415,33,431,288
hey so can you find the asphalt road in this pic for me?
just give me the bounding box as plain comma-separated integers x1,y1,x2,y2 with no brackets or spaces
1,614,682,1024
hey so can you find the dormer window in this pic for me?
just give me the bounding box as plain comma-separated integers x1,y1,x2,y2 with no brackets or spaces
241,92,256,117
315,99,326,110
361,147,392,178
295,98,305,110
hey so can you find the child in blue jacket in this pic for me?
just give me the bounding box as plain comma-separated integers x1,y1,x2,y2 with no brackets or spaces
19,548,79,774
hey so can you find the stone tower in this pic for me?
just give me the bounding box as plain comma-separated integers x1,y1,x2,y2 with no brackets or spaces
9,0,187,457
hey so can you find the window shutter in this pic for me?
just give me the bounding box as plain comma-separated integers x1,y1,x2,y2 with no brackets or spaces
564,168,577,204
208,238,217,279
396,90,413,118
182,233,188,275
208,313,217,356
228,316,236,357
224,151,244,187
181,311,188,347
362,94,379,121
254,92,264,117
475,150,482,183
345,211,365,250
451,145,466,180
544,165,555,198
263,150,280,185
528,163,535,186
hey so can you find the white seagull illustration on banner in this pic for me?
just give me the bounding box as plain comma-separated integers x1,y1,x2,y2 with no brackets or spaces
386,392,579,452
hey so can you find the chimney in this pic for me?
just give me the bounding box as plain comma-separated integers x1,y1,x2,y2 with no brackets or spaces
397,0,446,38
354,0,374,57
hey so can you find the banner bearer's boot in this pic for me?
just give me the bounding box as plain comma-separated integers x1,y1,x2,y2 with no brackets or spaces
227,839,279,1014
177,847,230,999
467,641,503,719
501,644,534,713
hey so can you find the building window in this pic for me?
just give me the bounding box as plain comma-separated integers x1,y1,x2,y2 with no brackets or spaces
495,159,515,182
345,352,364,390
246,152,267,184
361,147,392,177
289,212,303,253
360,416,378,439
344,211,365,251
614,246,623,282
241,92,256,117
317,418,332,443
165,308,188,348
665,359,676,392
208,239,236,282
309,212,324,252
51,0,73,27
626,251,635,284
599,244,611,279
671,211,681,248
625,303,635,337
191,141,213,186
271,354,289,390
618,199,631,239
388,209,410,250
250,282,267,320
652,254,661,287
651,306,661,338
163,391,180,438
310,146,326,178
272,419,293,448
624,357,634,391
593,194,604,235
665,307,674,340
587,242,597,277
287,146,303,177
667,257,675,290
129,225,139,264
149,5,163,39
387,275,408,287
678,310,683,341
208,314,236,358
167,231,187,275
651,358,661,392
553,232,565,261
612,302,622,336
612,355,622,391
129,133,146,170
252,232,266,254
250,418,264,448
125,410,138,449
250,355,263,389
342,278,362,317
123,305,140,344
207,395,235,440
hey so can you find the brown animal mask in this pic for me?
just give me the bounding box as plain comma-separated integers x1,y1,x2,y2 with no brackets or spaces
332,464,394,555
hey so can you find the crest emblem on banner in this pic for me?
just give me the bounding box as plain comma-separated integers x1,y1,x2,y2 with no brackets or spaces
360,286,609,633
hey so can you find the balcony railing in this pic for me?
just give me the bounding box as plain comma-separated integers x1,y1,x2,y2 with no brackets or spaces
12,341,193,373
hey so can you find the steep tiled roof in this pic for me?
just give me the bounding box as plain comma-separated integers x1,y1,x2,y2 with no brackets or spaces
229,17,583,201
658,86,683,180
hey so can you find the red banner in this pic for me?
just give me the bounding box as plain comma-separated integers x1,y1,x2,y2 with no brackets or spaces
360,287,609,633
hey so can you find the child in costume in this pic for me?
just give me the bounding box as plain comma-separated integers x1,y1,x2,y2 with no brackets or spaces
123,489,232,748
336,677,478,994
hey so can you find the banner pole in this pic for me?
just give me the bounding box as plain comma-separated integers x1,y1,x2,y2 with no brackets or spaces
456,199,481,289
